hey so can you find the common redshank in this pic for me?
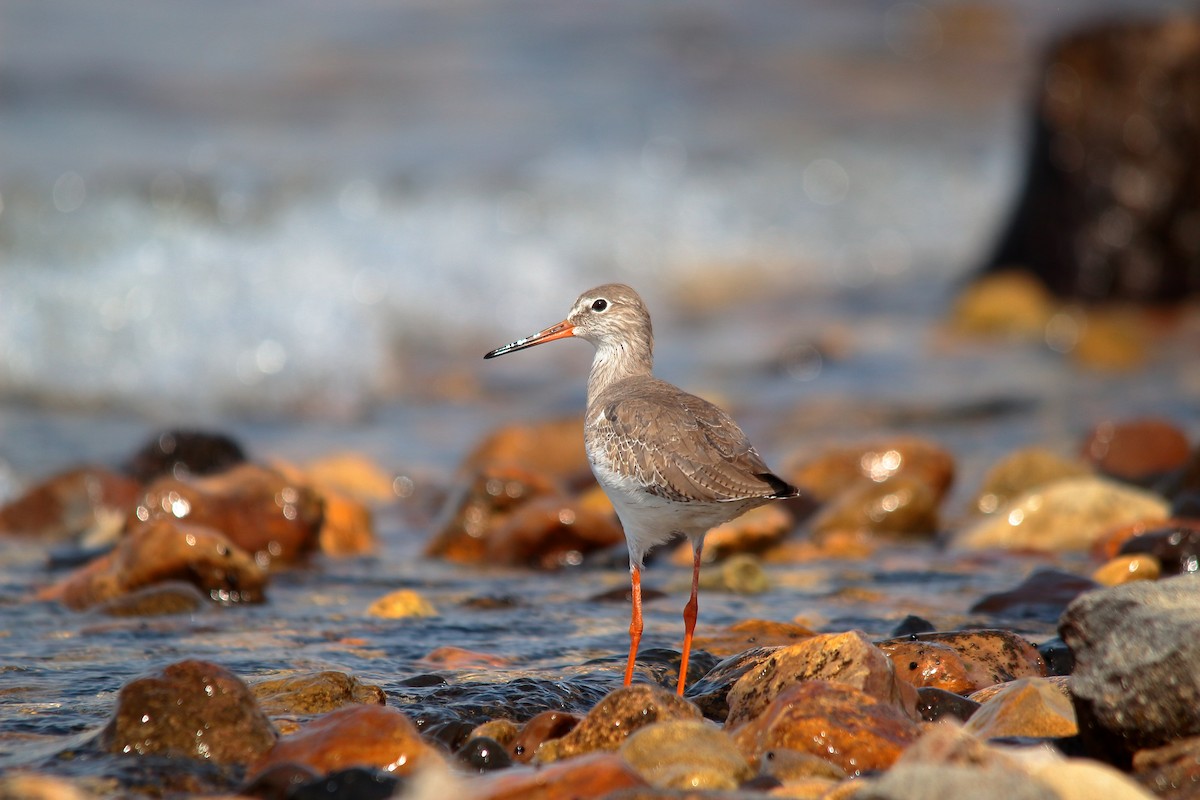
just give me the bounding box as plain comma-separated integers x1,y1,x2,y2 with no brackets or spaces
484,283,798,694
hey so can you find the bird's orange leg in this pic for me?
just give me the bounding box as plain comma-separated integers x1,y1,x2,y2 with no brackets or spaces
676,540,703,696
623,564,643,687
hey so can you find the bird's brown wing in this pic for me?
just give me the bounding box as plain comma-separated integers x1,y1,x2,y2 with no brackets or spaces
589,379,792,503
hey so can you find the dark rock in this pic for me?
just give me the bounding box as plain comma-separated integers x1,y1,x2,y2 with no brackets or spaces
1132,735,1200,800
970,568,1099,620
1082,418,1191,485
0,465,140,540
456,736,515,772
290,767,403,800
915,687,980,723
509,710,581,763
980,18,1200,303
1059,574,1200,766
1037,637,1074,676
890,615,936,637
124,429,247,483
98,659,277,765
684,647,779,722
240,762,320,800
1116,521,1200,575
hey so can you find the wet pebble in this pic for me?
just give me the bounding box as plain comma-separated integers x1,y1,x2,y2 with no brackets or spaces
507,710,582,763
877,629,1046,694
288,766,403,800
1081,418,1191,485
464,417,591,483
953,477,1170,552
732,680,921,777
483,495,625,569
253,670,385,717
250,704,440,780
1092,552,1162,585
683,647,779,722
423,464,562,564
963,677,1078,739
810,475,941,538
533,685,701,764
94,580,209,617
970,568,1099,620
671,503,795,563
691,619,815,658
915,686,980,723
949,270,1057,339
0,465,140,541
970,447,1092,516
1059,574,1200,763
471,752,645,800
456,736,514,772
98,659,277,765
618,719,752,790
725,631,918,727
785,437,955,506
367,588,438,618
130,464,324,567
123,429,247,482
694,552,770,594
1115,521,1200,575
42,519,267,610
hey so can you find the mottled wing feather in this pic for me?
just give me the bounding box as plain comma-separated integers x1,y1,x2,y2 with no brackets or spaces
589,379,785,503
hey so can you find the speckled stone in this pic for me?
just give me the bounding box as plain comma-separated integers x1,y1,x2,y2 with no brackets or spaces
877,629,1046,695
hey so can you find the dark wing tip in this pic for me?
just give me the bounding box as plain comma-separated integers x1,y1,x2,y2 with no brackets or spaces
756,472,801,499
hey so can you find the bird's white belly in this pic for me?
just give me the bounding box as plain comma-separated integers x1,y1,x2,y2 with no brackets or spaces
589,452,743,567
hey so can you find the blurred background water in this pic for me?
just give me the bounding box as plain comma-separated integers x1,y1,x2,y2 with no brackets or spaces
1,0,1186,436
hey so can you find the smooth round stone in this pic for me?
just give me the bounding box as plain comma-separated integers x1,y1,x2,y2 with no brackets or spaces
463,417,591,480
98,659,277,765
456,736,514,772
508,710,581,763
618,720,752,790
952,477,1170,552
671,502,795,564
1116,522,1200,575
785,437,955,505
695,552,770,594
963,677,1078,739
971,447,1092,516
367,588,438,618
484,495,624,569
969,568,1099,620
915,687,980,723
0,465,141,541
810,475,940,538
1092,553,1162,586
1082,418,1191,484
533,685,701,764
949,271,1057,339
94,581,209,617
123,429,247,482
877,629,1045,695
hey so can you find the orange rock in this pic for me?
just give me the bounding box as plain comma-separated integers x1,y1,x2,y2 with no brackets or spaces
317,488,375,556
671,503,796,564
251,704,438,778
785,437,955,506
948,270,1057,339
423,464,562,564
418,646,510,669
509,710,583,763
1092,553,1162,586
0,465,140,540
1082,417,1191,482
692,619,816,657
810,475,941,538
129,464,324,567
464,417,591,482
725,631,919,727
298,452,398,503
964,677,1078,739
252,671,385,716
40,519,266,610
534,685,701,763
732,681,921,777
472,752,645,800
484,495,624,569
878,629,1046,695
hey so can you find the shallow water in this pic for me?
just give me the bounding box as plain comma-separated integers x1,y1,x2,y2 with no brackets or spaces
2,0,1199,791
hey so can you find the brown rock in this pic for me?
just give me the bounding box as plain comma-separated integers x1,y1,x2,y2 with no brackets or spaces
1116,520,1200,575
464,417,591,482
94,581,209,617
1133,735,1200,800
725,630,919,727
970,569,1098,618
484,495,625,569
129,463,324,567
963,677,1078,739
692,619,816,658
367,589,438,618
786,437,955,505
123,429,247,482
1082,418,1191,483
534,685,701,763
423,464,563,563
0,465,140,540
98,659,276,765
970,447,1092,516
314,488,375,556
473,752,645,800
418,646,510,669
1092,553,1162,586
671,503,796,564
509,710,582,763
251,704,437,778
810,475,941,538
253,671,385,717
980,18,1200,303
296,452,398,503
732,681,921,777
41,519,267,610
618,719,752,790
878,629,1046,695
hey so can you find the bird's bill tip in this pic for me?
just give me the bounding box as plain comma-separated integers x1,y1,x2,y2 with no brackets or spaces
483,320,576,359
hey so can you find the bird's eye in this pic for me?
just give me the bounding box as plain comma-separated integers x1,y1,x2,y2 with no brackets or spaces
591,299,608,312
